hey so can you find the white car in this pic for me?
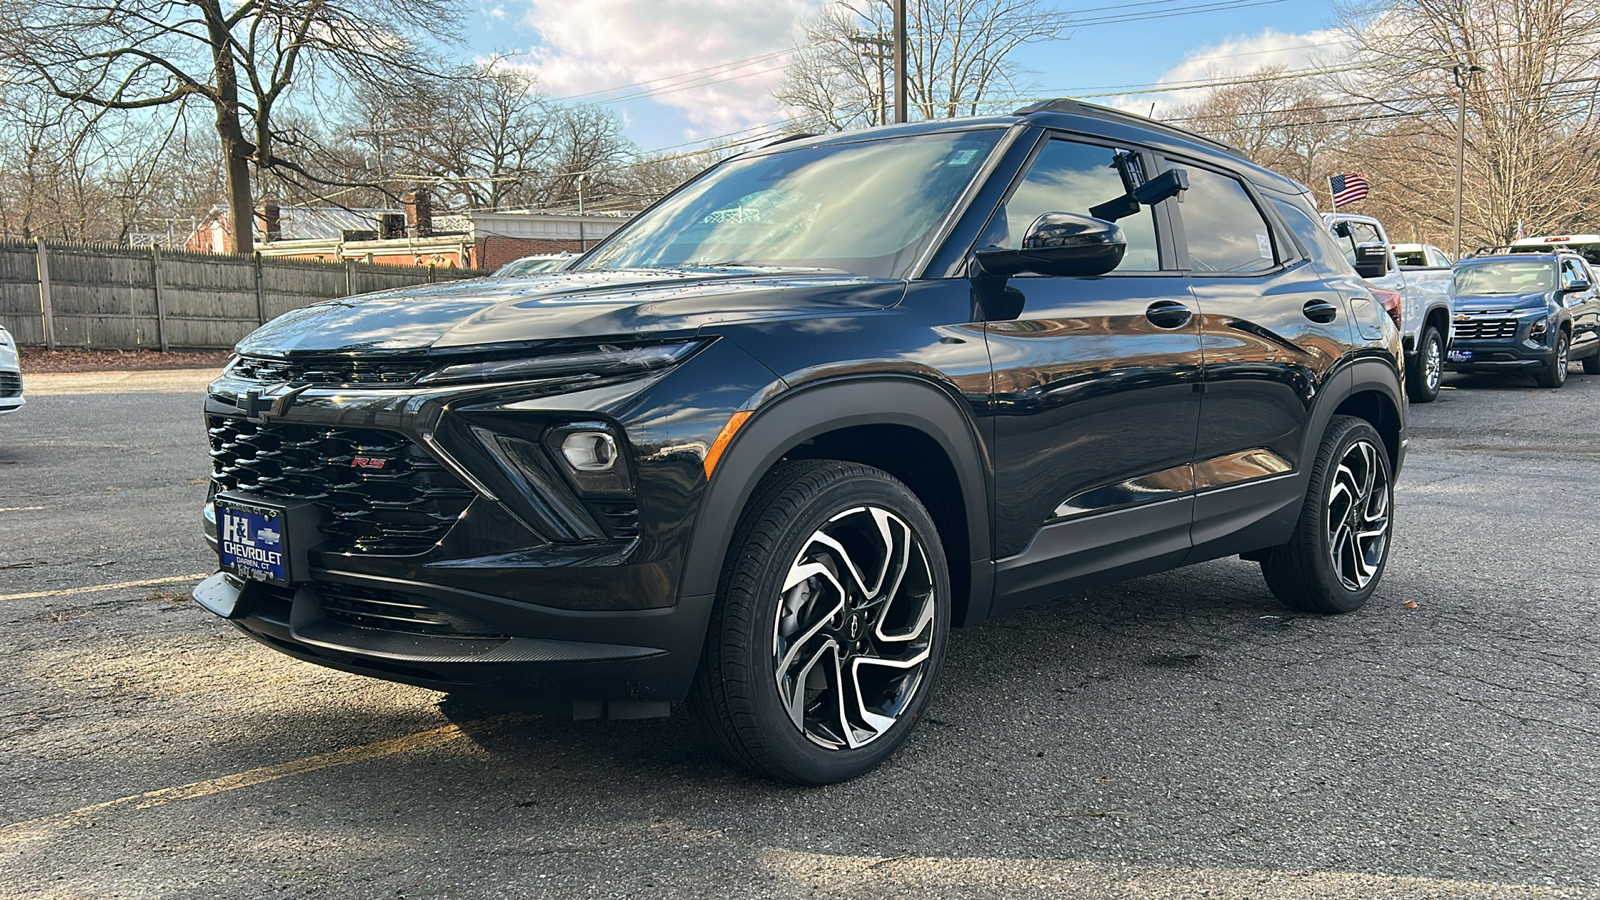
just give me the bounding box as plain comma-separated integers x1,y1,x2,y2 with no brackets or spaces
492,254,575,278
1509,234,1600,267
1391,242,1452,268
0,325,23,416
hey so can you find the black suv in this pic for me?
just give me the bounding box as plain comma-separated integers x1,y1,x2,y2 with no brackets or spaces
1446,252,1600,387
194,101,1406,784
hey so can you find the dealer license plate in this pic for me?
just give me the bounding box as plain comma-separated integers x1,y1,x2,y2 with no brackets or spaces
1447,348,1473,362
216,497,291,584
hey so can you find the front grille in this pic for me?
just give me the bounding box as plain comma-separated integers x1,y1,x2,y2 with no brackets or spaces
208,417,475,554
1454,318,1518,340
230,355,429,387
0,371,20,397
316,582,503,637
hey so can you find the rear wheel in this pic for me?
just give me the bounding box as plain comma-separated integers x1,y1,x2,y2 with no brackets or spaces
1535,330,1569,388
1406,325,1443,403
1582,343,1600,375
1261,415,1393,614
689,460,950,784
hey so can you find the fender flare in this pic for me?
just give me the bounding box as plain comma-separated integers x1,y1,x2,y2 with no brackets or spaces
677,376,995,621
1301,355,1406,471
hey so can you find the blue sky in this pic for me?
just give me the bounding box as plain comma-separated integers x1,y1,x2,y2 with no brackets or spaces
456,0,1347,153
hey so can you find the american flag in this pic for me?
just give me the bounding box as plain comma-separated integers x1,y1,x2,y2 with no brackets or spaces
1330,173,1370,208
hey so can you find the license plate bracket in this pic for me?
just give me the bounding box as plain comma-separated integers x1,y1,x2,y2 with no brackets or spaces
214,492,322,585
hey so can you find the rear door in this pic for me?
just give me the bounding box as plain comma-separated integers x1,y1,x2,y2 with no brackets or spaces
982,134,1203,607
1169,165,1356,558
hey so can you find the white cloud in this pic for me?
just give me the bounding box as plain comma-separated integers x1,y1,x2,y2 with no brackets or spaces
506,0,818,140
1111,28,1353,115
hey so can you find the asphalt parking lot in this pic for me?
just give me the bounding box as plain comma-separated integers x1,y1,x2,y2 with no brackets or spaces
2,366,1598,899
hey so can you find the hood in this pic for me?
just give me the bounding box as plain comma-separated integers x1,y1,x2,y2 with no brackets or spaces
235,268,904,356
1452,290,1553,314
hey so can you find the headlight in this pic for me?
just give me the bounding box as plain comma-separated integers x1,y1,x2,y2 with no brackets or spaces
1527,318,1549,340
416,340,705,387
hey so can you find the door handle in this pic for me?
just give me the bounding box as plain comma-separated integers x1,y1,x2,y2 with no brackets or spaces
1145,300,1193,329
1303,299,1339,324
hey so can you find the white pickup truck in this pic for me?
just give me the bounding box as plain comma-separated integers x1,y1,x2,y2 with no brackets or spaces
1324,213,1455,403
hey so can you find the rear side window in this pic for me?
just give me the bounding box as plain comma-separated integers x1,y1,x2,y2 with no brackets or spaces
1178,167,1279,274
989,138,1161,272
1270,197,1357,276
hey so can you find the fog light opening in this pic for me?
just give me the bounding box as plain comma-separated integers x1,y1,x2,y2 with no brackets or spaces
561,431,618,471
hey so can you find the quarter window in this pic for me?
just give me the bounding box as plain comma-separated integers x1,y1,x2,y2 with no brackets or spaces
1180,167,1279,274
987,139,1161,272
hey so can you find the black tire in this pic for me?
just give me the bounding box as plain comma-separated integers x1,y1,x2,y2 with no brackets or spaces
1535,330,1569,388
1260,415,1393,614
1406,325,1444,403
688,460,951,784
1582,344,1600,375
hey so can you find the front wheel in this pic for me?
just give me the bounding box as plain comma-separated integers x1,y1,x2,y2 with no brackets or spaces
1535,330,1569,388
688,460,950,784
1260,415,1393,614
1406,325,1444,403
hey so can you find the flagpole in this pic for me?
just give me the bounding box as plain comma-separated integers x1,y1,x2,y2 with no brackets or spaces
1328,175,1338,211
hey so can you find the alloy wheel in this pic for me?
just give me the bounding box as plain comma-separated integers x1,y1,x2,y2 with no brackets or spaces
1424,335,1442,392
1324,439,1391,591
772,506,937,750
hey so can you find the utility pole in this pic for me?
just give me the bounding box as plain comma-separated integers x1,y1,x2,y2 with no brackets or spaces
848,32,891,125
893,0,907,123
575,173,589,251
1452,63,1483,258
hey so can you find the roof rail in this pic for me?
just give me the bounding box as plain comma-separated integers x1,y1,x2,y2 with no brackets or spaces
763,132,818,148
1012,98,1248,159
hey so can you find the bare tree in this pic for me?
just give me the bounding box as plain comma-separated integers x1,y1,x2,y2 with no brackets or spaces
0,0,463,253
349,63,557,210
777,0,1069,131
1333,0,1600,247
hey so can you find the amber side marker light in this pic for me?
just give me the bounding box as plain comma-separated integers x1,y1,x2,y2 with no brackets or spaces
704,410,753,479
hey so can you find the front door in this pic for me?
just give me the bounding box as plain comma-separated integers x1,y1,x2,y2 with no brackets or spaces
982,136,1203,610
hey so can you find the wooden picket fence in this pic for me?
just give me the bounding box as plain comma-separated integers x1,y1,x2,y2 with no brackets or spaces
0,238,487,350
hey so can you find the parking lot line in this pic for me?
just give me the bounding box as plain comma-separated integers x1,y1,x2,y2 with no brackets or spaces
0,573,212,602
0,506,46,512
0,715,524,845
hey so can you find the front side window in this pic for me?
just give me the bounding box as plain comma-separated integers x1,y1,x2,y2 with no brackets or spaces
1178,166,1279,274
986,138,1161,272
578,130,1002,279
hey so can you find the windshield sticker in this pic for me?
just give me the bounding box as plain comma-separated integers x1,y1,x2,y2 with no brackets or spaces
947,149,980,166
1257,234,1273,259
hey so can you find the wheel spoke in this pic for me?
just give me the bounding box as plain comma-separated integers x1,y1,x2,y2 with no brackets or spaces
780,638,838,731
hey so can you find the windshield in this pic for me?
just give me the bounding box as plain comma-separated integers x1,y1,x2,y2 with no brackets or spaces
1454,260,1555,295
578,130,1004,279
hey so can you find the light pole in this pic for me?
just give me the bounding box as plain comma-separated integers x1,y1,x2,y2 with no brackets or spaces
1452,63,1483,259
893,0,907,123
575,173,589,251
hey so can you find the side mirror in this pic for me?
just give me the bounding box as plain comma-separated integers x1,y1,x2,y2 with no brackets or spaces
1562,280,1592,293
974,213,1127,279
1353,241,1390,279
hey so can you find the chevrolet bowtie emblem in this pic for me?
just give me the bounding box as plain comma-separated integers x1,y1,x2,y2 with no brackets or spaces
235,383,309,423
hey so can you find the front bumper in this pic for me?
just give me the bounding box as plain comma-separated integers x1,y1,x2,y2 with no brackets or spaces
189,348,757,710
194,571,711,711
